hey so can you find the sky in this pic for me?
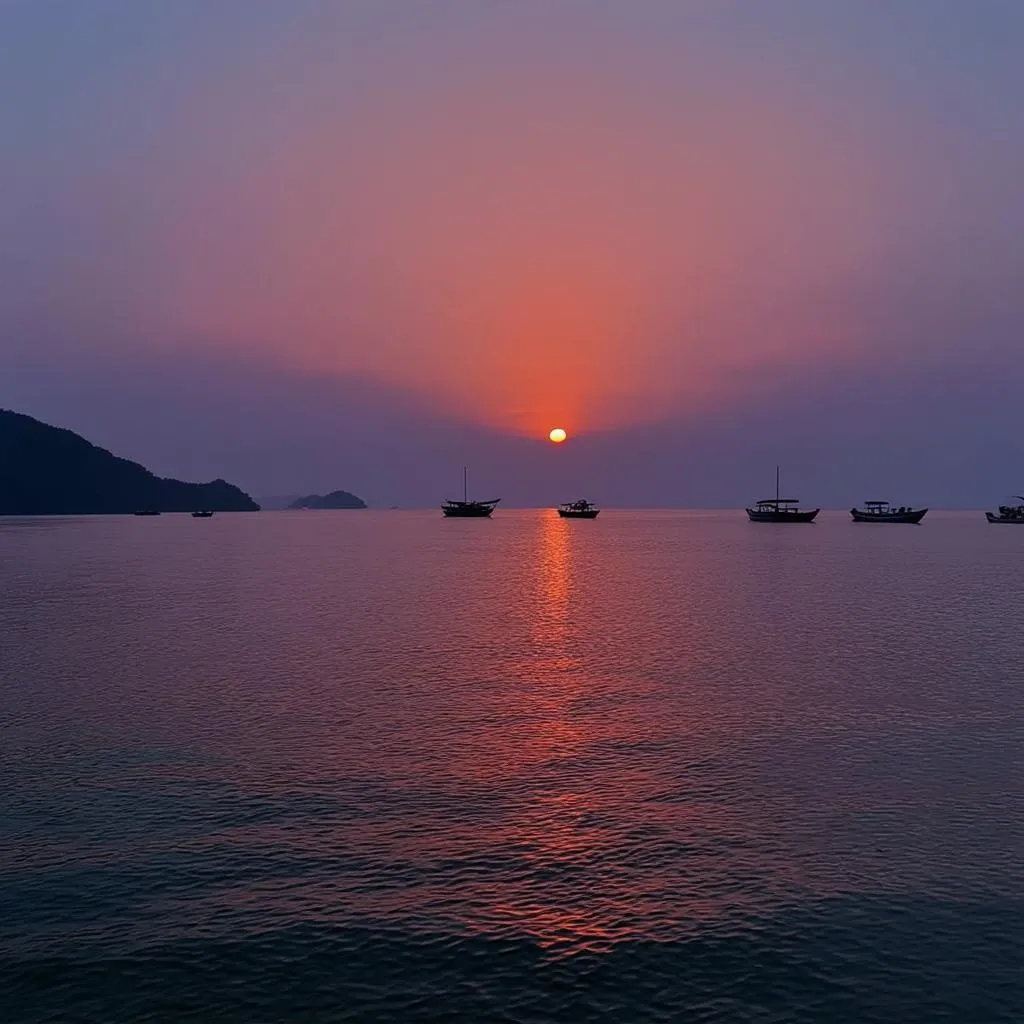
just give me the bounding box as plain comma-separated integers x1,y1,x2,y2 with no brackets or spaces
1,0,1022,506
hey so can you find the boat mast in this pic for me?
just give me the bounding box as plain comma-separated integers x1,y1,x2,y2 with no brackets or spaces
463,466,467,503
776,465,779,505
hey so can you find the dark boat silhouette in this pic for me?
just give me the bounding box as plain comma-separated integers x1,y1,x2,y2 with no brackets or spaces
442,468,499,518
986,496,1024,524
746,467,819,522
557,499,600,519
191,510,214,518
851,501,927,524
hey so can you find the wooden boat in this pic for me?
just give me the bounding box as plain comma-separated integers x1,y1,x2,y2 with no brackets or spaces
747,499,819,523
986,497,1024,524
851,501,927,524
442,468,499,518
557,499,600,519
191,510,214,518
442,498,498,518
746,467,819,522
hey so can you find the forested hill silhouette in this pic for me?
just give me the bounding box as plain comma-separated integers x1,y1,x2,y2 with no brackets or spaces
0,409,259,514
289,490,367,509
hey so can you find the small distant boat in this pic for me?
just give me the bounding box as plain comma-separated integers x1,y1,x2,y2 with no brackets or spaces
851,501,927,524
191,510,214,518
986,496,1024,524
557,499,600,519
133,509,161,516
746,467,819,523
442,467,500,518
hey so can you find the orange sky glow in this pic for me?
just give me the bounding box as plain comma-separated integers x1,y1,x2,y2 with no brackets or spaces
165,46,894,438
4,1,1023,504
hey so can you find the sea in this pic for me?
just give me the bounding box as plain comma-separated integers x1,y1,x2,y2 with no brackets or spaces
1,510,1021,1023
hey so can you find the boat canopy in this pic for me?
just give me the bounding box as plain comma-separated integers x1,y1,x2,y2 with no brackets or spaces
756,498,800,505
864,501,889,507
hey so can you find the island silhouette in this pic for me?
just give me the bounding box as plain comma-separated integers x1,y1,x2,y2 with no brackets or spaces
0,409,259,514
288,490,367,510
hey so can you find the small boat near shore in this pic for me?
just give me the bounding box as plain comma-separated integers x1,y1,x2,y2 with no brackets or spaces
191,510,214,518
851,501,927,524
986,497,1024,524
557,499,600,519
746,467,819,522
442,467,499,518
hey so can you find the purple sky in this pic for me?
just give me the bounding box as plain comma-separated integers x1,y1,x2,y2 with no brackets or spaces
2,1,1022,506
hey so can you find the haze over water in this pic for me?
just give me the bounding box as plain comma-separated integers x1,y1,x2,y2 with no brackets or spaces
2,511,1021,1022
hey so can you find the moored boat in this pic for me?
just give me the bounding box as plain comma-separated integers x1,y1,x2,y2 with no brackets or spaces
557,499,600,519
191,510,214,518
746,467,819,522
851,501,927,524
442,498,499,518
442,468,499,518
985,496,1024,524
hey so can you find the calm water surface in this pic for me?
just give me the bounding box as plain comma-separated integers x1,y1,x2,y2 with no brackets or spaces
1,510,1021,1022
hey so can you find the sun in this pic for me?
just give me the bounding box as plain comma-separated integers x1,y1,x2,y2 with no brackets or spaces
548,427,568,443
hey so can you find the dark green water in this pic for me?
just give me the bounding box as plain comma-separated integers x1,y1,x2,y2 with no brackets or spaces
1,510,1021,1022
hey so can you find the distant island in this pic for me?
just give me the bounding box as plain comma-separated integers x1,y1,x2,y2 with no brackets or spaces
289,490,367,510
0,409,259,514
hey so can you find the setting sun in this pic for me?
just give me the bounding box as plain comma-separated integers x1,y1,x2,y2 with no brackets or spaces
548,428,568,443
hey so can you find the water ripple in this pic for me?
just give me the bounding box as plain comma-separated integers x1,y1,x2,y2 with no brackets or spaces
1,511,1021,1021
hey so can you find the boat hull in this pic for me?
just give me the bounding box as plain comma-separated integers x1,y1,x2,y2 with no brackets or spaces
986,512,1024,523
746,508,819,523
851,508,927,524
557,509,599,519
442,505,495,518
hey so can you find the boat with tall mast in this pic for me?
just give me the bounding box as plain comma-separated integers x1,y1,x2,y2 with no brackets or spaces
746,467,819,522
441,467,500,518
850,501,927,524
985,496,1024,524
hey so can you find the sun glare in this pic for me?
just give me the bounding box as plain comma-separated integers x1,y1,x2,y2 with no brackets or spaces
548,428,568,443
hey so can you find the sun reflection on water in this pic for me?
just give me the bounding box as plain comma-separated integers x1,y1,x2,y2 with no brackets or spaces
533,510,574,658
63,511,883,959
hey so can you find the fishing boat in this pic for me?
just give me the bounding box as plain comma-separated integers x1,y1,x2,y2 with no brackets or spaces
191,510,214,518
557,499,600,519
850,501,927,524
441,468,500,518
746,467,819,523
985,497,1024,524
